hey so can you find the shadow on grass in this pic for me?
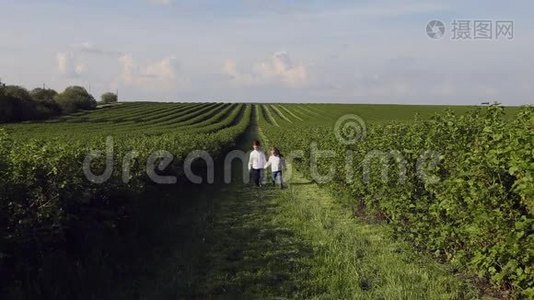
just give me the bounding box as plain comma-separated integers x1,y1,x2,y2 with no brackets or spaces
104,110,319,299
183,186,317,298
288,181,314,186
110,179,319,299
2,106,320,299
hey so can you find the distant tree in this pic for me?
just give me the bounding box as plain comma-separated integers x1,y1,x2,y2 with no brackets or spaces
101,92,118,104
31,88,58,102
0,84,98,123
0,84,64,123
30,88,61,118
3,85,32,101
54,86,97,113
0,83,14,122
0,93,17,123
0,86,34,122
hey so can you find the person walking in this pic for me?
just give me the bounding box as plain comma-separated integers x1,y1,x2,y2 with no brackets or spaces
264,147,285,189
248,140,267,187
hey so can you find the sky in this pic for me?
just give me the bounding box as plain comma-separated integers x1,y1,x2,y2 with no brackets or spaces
0,0,533,105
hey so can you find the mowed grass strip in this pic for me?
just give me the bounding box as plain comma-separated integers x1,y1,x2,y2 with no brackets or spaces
271,168,484,299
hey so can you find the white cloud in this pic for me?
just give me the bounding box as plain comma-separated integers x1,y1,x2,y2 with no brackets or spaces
56,52,86,77
224,51,307,88
118,54,180,90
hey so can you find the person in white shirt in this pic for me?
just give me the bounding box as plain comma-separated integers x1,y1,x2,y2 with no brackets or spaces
248,140,267,187
264,147,286,189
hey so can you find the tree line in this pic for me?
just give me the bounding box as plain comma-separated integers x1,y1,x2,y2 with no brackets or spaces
0,80,118,123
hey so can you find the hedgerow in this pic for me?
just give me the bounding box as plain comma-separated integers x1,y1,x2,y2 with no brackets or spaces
0,103,251,297
262,105,533,297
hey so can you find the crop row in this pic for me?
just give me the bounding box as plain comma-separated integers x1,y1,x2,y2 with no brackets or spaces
2,103,243,140
0,103,252,297
259,104,534,297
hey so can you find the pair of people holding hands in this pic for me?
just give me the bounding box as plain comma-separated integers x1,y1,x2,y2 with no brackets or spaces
248,140,285,188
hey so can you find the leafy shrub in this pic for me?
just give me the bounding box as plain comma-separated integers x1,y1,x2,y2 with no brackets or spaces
100,92,118,104
0,104,251,297
263,106,534,297
0,86,62,122
54,86,97,113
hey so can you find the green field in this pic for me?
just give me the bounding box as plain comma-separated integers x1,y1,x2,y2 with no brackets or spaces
0,102,532,299
2,102,519,140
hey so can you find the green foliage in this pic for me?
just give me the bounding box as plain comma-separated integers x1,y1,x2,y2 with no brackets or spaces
100,92,118,104
0,83,104,123
261,104,534,297
0,103,251,297
54,86,97,113
2,85,32,101
0,85,61,122
30,87,58,102
1,101,530,297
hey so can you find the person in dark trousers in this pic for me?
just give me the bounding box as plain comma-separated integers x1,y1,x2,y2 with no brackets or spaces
264,147,286,189
248,140,266,187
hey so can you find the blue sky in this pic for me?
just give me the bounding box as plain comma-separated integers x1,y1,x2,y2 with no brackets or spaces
0,0,533,105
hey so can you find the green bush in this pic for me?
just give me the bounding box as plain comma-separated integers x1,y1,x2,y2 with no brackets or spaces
54,86,97,113
0,86,62,122
262,106,534,297
100,92,118,104
0,104,251,298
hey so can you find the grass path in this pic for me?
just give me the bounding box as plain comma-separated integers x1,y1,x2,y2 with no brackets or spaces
110,119,483,299
267,171,480,299
159,170,480,299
